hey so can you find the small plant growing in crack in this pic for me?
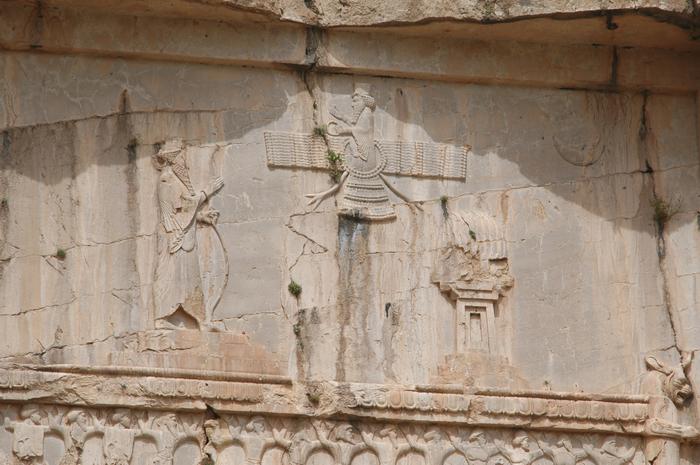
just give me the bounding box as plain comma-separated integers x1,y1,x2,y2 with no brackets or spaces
651,196,681,231
327,150,344,183
313,125,327,137
0,198,7,208
55,248,67,260
440,195,449,218
288,279,302,297
469,229,477,241
293,322,302,336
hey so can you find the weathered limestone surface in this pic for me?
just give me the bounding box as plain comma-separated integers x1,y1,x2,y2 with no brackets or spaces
1,0,699,464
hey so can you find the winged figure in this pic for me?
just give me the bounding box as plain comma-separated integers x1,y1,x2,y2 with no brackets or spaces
264,87,469,221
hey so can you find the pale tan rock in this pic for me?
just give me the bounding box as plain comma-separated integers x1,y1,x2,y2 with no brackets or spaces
1,0,699,463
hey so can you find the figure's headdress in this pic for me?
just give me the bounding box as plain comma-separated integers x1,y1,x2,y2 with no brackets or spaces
512,431,529,447
353,83,376,110
245,416,267,432
154,138,195,194
156,139,183,163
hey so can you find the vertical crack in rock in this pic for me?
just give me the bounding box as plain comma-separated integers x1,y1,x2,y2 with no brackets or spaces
301,26,325,134
294,307,308,381
609,46,619,88
29,0,44,49
304,26,322,69
284,216,328,380
0,131,11,286
640,91,686,366
286,26,330,382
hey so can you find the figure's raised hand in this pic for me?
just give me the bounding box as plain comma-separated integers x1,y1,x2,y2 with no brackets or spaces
198,209,220,225
326,121,351,136
326,121,340,136
305,192,326,210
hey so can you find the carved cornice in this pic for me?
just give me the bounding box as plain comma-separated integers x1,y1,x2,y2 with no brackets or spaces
2,365,692,443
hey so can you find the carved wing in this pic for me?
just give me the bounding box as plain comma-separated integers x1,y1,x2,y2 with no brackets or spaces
159,198,180,234
455,210,507,260
264,132,329,170
377,139,469,180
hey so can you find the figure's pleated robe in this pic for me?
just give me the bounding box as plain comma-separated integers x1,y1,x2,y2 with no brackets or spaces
154,166,207,325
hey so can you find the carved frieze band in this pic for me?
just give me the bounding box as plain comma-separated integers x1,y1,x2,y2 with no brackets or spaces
0,402,649,465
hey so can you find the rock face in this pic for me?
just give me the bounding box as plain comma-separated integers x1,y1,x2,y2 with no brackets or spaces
1,0,699,464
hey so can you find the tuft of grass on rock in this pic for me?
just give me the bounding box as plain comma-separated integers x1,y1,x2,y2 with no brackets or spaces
651,197,680,228
288,280,302,297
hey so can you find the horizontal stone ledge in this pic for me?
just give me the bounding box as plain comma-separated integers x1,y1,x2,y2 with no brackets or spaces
7,365,649,402
6,39,697,95
0,2,308,67
2,2,698,93
317,30,700,93
0,367,661,438
468,387,649,403
4,367,699,441
14,363,294,385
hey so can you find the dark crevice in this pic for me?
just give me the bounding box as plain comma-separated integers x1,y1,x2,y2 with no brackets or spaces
304,0,320,16
30,0,44,49
304,26,322,68
609,46,619,88
639,90,649,141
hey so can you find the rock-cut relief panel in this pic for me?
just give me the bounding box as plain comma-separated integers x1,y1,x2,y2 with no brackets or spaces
91,138,287,376
1,404,204,465
152,139,229,331
0,404,646,465
203,417,644,465
430,205,518,386
264,84,470,221
642,351,698,465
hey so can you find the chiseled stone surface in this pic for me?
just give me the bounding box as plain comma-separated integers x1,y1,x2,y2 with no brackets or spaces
0,0,699,464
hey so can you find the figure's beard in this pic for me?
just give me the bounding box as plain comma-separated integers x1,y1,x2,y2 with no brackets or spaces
171,161,195,195
351,106,365,124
